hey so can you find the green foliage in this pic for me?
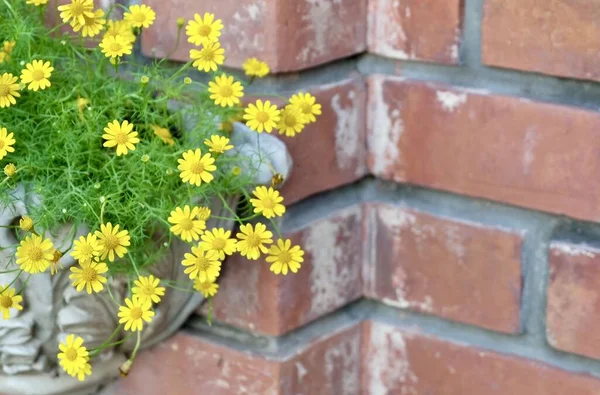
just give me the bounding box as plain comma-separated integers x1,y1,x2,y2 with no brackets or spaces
0,0,254,274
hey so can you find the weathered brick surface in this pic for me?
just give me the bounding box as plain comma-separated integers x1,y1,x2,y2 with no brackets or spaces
367,75,600,222
362,321,600,394
202,206,363,336
368,0,462,64
547,241,600,359
101,324,361,395
363,203,523,333
142,0,367,73
280,78,367,204
482,0,600,82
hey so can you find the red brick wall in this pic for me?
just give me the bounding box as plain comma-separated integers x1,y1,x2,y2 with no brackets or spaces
103,0,600,393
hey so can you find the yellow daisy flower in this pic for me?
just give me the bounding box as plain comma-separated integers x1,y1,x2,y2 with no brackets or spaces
289,92,322,123
57,0,94,26
0,127,16,160
118,297,155,332
197,207,211,221
4,163,15,177
2,41,15,55
243,100,280,133
177,149,216,186
70,233,102,263
0,286,23,319
193,278,219,298
95,222,130,262
20,60,54,91
277,105,307,137
69,260,109,294
132,275,165,304
208,74,244,107
0,52,6,64
181,245,221,282
168,205,206,242
236,223,273,260
102,120,140,156
57,334,90,379
15,234,54,274
72,8,106,38
151,125,174,146
200,228,237,260
186,12,223,46
124,4,156,28
190,42,225,72
19,216,33,232
99,34,133,59
26,0,49,5
204,135,233,154
105,19,136,44
243,58,270,78
0,73,21,108
266,239,304,275
73,362,92,382
250,186,286,218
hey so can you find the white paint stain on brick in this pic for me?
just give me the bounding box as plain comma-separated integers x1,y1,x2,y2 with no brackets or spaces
436,90,467,112
405,6,411,17
229,0,266,52
443,224,466,261
552,243,598,258
303,206,362,317
368,78,404,179
368,0,413,59
449,43,459,61
522,128,538,175
295,361,308,382
324,330,361,394
367,324,418,394
245,3,261,21
331,90,362,174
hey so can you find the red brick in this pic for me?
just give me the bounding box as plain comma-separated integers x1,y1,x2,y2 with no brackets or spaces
142,0,367,73
482,0,600,82
368,0,462,64
547,241,600,359
363,203,523,333
362,321,600,394
280,78,367,204
367,76,600,221
102,324,361,395
203,205,363,336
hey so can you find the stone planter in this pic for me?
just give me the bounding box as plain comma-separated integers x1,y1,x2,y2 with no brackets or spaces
0,123,292,395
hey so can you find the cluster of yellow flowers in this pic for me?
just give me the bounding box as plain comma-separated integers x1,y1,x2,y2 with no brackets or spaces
0,0,323,382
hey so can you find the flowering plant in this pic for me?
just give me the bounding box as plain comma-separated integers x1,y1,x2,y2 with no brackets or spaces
0,0,320,383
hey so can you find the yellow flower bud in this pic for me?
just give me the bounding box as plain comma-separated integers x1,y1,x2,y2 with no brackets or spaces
176,17,185,28
232,166,241,176
140,76,149,84
19,216,33,232
183,77,192,85
141,154,150,162
4,163,16,177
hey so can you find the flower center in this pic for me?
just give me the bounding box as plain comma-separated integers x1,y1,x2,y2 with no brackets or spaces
200,49,215,61
279,251,292,264
81,267,97,282
70,3,84,16
284,115,298,127
114,131,128,144
0,295,12,309
104,234,120,250
179,218,194,231
31,70,45,81
0,84,9,96
134,13,146,23
256,111,270,123
191,160,205,174
219,85,233,98
65,347,78,361
212,238,226,250
110,42,123,53
261,197,275,209
142,285,154,296
246,233,261,248
28,246,43,261
129,306,143,320
79,244,93,257
196,256,211,271
197,24,211,36
300,103,312,114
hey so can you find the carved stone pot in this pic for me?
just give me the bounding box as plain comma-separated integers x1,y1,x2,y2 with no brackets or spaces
0,123,291,395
